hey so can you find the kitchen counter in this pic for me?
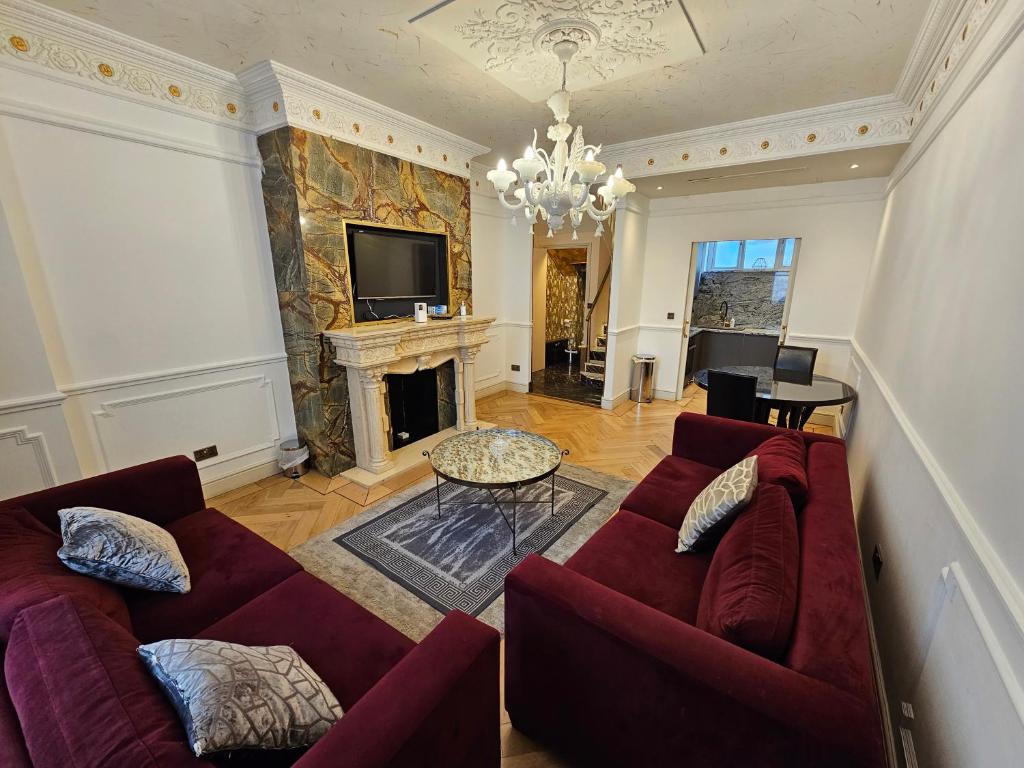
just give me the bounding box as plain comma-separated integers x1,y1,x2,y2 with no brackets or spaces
691,326,781,337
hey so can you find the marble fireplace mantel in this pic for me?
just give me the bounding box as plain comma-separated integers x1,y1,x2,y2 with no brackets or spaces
323,316,496,483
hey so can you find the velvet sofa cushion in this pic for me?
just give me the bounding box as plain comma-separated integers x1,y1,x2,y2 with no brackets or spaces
4,595,210,768
745,432,809,504
0,670,32,768
124,508,303,642
565,510,712,624
197,572,415,714
619,455,721,530
696,483,799,660
0,506,131,641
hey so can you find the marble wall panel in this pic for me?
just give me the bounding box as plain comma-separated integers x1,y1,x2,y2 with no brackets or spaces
257,126,472,476
691,270,789,330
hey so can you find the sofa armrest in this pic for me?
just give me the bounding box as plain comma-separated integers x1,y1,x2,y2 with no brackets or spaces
295,610,500,768
0,456,205,531
505,554,881,766
672,412,841,468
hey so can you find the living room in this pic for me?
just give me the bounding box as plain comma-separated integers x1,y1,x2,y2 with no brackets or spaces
1,1,1022,766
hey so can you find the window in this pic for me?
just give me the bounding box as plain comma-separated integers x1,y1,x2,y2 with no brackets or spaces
701,238,797,271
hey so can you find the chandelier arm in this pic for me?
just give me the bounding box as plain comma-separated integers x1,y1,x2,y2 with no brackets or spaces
583,199,616,221
524,181,543,207
571,184,590,209
496,192,526,212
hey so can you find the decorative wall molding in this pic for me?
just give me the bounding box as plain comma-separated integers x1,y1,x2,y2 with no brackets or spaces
0,95,261,167
90,374,281,473
60,353,287,396
895,0,973,104
0,391,65,416
851,338,1024,643
648,181,887,217
0,425,57,488
601,96,912,180
0,0,251,129
637,323,683,334
237,60,488,178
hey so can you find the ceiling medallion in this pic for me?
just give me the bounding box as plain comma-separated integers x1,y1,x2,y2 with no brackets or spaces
226,102,237,114
97,63,114,77
857,124,869,135
168,85,181,98
760,140,770,150
9,35,29,52
486,35,634,238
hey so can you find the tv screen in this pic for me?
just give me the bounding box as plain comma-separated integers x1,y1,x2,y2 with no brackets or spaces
350,227,441,300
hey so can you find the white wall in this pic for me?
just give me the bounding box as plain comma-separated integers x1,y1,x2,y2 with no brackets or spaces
847,5,1024,763
640,179,886,399
470,192,533,395
603,196,649,407
0,67,295,498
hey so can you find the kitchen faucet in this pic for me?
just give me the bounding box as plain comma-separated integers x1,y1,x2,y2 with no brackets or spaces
719,301,729,323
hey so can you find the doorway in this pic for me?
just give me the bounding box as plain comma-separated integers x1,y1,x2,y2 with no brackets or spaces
675,237,803,400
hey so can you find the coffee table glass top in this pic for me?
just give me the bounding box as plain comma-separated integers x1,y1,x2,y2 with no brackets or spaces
429,428,562,487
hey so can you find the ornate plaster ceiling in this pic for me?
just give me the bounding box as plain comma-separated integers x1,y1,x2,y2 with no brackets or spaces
34,0,932,163
410,0,704,102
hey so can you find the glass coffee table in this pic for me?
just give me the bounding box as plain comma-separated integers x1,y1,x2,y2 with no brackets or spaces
423,428,568,554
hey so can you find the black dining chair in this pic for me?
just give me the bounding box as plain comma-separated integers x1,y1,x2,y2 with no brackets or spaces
707,369,759,423
773,344,818,384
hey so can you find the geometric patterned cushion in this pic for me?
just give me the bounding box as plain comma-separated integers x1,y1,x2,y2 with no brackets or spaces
58,507,190,593
138,638,343,756
676,456,758,553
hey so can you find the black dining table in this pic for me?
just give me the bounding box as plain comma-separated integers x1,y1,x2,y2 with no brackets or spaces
693,365,857,429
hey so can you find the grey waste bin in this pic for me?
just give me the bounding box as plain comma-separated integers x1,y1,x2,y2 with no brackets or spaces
630,354,656,403
279,438,310,478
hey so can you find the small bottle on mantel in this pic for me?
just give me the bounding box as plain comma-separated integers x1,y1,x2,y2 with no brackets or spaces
459,302,467,317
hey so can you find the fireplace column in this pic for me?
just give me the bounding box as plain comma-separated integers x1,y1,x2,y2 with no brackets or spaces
357,365,394,473
459,347,480,431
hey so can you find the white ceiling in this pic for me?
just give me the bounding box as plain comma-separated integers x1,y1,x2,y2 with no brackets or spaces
37,0,932,162
632,144,908,197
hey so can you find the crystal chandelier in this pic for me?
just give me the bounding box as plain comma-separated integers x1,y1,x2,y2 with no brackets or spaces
486,38,635,239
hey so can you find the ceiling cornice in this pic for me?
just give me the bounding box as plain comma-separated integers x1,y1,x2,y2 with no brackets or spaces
599,95,911,179
0,0,488,177
237,61,489,178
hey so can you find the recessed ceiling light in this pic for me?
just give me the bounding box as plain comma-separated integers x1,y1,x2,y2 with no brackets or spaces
850,163,860,169
656,186,663,190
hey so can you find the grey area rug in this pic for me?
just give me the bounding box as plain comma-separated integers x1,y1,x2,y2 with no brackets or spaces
290,463,634,640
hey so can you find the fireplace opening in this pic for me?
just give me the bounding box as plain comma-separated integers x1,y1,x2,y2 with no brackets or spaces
385,361,457,450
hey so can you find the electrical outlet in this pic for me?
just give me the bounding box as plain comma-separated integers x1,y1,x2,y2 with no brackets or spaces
667,312,675,320
872,544,884,581
193,445,218,462
511,364,521,372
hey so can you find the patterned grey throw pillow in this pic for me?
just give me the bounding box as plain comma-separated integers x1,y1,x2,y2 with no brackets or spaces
58,507,190,593
139,639,343,756
676,456,758,553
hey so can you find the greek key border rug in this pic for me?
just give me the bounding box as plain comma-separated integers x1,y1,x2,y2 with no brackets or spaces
290,463,633,639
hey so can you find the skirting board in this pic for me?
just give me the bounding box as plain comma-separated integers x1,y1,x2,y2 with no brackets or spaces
202,458,281,498
476,380,508,399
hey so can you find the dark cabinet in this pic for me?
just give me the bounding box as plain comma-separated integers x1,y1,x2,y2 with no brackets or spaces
689,330,780,378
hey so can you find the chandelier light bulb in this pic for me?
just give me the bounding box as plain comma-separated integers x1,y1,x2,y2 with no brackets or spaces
525,146,535,160
497,158,507,171
585,149,594,161
614,165,623,178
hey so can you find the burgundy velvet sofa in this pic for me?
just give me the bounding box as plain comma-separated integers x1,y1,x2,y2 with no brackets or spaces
0,457,500,768
505,413,886,768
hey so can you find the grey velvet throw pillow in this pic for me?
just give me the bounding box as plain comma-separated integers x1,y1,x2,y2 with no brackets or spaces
58,506,190,593
139,639,344,756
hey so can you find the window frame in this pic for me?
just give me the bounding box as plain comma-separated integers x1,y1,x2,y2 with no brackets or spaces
703,238,795,271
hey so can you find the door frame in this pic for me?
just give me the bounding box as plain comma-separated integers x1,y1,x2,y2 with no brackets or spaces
674,237,804,400
529,243,593,377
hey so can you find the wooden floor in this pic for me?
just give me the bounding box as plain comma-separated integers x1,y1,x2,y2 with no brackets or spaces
211,385,834,767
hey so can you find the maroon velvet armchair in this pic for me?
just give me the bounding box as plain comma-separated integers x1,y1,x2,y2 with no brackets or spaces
504,413,887,768
1,457,500,768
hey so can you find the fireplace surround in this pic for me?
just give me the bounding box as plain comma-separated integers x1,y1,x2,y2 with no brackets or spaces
323,316,495,486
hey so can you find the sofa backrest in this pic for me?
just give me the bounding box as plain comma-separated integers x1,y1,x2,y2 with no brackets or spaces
783,440,878,709
0,456,204,532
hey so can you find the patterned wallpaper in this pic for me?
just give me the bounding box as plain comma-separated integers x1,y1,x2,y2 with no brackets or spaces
691,270,789,331
545,248,586,344
257,126,472,476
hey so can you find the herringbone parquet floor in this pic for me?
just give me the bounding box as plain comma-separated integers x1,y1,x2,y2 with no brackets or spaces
211,386,833,767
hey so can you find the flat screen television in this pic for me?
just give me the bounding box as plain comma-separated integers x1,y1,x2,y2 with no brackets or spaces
349,225,443,300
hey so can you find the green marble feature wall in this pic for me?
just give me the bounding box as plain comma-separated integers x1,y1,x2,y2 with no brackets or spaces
257,126,473,476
